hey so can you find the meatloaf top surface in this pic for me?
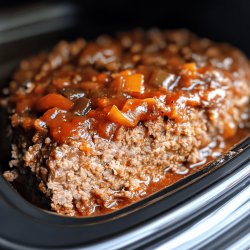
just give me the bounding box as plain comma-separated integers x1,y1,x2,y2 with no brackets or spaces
4,29,250,149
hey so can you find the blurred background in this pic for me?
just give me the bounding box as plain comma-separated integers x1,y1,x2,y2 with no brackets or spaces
1,0,250,65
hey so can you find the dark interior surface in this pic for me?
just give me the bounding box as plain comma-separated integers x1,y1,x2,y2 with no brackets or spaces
1,0,250,57
0,1,249,249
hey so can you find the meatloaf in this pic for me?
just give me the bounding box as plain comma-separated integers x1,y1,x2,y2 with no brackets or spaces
1,29,250,216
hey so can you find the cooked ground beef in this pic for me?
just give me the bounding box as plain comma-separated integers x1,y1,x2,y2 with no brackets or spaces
1,29,250,216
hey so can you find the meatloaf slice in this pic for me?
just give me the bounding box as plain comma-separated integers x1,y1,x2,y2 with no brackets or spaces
2,29,250,216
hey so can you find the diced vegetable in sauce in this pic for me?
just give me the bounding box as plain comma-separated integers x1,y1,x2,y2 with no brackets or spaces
7,30,249,149
36,93,74,111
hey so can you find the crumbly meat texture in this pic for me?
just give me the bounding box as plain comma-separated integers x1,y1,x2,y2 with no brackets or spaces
2,29,250,216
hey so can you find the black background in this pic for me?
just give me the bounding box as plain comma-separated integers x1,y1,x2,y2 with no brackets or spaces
0,0,250,55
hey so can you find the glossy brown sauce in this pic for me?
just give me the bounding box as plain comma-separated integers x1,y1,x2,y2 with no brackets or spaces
10,62,247,153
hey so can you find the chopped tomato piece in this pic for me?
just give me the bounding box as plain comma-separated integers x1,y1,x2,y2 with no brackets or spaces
123,74,144,93
107,105,135,127
42,107,62,122
36,93,74,111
